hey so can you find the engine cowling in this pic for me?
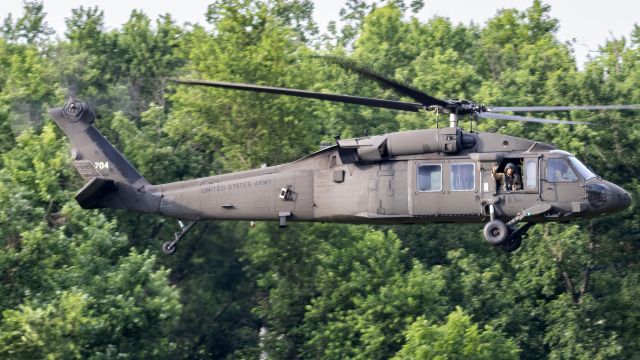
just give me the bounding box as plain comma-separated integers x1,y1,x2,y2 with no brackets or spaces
336,128,476,163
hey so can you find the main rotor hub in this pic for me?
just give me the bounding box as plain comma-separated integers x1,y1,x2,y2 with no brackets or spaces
443,99,486,115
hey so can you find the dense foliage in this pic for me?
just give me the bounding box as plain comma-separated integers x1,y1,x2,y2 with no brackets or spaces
1,0,638,358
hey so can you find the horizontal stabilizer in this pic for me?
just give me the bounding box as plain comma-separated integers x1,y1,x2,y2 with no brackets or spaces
75,177,117,209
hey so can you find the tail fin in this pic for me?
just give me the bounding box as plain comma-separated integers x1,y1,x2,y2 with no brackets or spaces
50,99,157,211
50,99,149,187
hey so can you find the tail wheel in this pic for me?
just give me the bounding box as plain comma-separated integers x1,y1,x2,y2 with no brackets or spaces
483,220,509,245
162,242,177,255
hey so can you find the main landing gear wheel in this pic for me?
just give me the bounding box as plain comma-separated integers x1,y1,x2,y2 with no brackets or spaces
499,235,523,252
483,220,509,245
162,241,177,255
499,222,535,253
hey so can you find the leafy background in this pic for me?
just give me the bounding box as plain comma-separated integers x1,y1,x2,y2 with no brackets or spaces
0,0,638,358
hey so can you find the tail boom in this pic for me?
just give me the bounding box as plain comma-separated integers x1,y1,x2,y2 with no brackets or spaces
50,99,157,213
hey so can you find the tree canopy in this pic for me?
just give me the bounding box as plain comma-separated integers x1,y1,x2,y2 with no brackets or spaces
1,0,639,358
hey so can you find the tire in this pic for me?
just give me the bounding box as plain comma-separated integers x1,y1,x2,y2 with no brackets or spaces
162,242,177,255
483,220,509,245
499,235,523,252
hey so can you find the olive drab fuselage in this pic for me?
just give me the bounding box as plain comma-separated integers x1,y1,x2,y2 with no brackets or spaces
146,128,630,225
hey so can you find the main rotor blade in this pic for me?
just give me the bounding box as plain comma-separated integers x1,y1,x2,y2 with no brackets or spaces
319,56,449,108
478,112,590,125
169,78,423,112
491,104,640,112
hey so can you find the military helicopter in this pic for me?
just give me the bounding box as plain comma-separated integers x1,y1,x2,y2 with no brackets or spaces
49,58,633,254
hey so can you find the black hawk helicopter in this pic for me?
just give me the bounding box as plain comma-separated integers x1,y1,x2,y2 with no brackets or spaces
50,58,633,254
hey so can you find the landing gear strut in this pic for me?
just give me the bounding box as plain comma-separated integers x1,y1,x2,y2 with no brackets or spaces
162,219,199,255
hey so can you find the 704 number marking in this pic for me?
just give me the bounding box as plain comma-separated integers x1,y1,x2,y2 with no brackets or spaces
94,161,109,170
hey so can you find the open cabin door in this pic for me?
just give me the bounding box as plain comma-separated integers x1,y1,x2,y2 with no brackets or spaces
479,155,541,218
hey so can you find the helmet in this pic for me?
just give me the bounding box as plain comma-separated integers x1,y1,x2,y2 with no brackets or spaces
505,163,517,171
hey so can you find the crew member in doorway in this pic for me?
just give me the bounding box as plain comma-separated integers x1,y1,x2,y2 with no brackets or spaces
492,163,522,191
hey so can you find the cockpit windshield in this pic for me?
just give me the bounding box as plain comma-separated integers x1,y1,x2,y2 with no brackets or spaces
547,158,578,182
568,156,597,180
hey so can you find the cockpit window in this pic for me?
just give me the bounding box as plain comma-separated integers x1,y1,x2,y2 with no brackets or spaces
568,156,597,180
547,158,578,182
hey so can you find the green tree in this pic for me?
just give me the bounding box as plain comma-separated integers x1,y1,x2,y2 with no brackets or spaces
2,1,640,358
243,225,448,359
0,125,182,358
1,0,54,44
394,307,520,360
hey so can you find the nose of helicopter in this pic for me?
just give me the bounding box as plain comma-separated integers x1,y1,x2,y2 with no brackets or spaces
586,181,631,215
608,182,632,213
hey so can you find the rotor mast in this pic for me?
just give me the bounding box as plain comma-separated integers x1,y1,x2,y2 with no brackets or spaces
449,112,458,128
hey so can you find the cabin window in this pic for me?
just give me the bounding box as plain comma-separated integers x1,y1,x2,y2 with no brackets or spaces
450,163,475,191
417,164,442,192
547,158,578,182
524,160,537,190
